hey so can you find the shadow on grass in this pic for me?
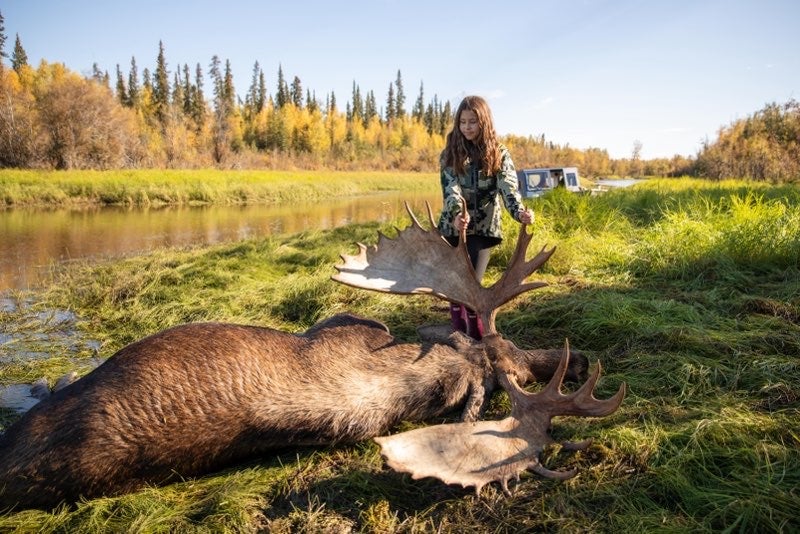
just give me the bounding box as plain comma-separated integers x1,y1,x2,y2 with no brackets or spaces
266,468,468,525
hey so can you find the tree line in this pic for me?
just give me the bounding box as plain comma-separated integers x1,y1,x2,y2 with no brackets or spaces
0,11,795,180
0,35,454,172
694,99,800,182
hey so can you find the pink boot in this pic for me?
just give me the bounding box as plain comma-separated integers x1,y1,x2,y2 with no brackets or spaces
466,310,484,340
449,303,467,333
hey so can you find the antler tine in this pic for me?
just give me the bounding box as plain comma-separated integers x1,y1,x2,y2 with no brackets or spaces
566,363,627,417
518,340,626,419
487,224,555,311
333,201,553,336
402,200,429,231
404,200,438,230
470,224,553,334
332,201,482,305
538,338,573,397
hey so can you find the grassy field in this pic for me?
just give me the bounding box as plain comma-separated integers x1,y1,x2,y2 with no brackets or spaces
0,169,438,207
0,178,798,532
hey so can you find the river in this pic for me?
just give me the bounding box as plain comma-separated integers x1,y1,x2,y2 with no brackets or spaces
0,191,442,292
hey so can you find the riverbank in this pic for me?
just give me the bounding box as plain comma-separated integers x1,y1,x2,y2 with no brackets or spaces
1,178,798,531
0,169,439,208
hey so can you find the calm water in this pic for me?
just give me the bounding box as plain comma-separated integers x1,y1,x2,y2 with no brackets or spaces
596,178,642,188
0,192,442,292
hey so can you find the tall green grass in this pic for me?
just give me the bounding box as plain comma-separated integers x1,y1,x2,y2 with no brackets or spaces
0,178,798,532
0,169,438,207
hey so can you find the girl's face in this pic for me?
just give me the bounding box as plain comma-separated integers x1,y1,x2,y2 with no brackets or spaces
459,109,480,142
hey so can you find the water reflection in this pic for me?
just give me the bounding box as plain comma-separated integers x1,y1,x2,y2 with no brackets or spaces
0,192,442,291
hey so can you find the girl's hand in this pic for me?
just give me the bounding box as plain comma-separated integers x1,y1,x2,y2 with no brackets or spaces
518,208,534,224
455,212,470,231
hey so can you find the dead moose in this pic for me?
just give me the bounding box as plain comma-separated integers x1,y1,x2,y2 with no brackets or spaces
0,203,625,511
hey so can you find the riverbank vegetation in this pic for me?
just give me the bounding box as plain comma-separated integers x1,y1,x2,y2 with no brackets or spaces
1,178,798,532
0,169,438,207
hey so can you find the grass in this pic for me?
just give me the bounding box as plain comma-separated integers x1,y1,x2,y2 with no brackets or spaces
0,169,438,207
1,178,799,532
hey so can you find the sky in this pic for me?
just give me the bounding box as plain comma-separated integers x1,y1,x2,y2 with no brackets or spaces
3,0,799,160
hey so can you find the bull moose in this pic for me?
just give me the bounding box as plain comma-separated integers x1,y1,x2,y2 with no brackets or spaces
0,203,624,511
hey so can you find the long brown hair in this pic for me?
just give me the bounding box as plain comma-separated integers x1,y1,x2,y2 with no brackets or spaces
442,95,502,176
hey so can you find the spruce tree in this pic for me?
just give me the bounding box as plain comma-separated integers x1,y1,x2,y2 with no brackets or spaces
128,57,140,107
209,55,223,110
209,55,233,162
291,76,303,108
306,89,318,113
385,83,395,123
153,41,170,125
0,10,6,64
351,82,363,124
191,63,206,131
441,100,453,135
115,64,128,106
11,34,28,73
257,70,266,112
412,81,424,121
172,72,184,115
142,67,152,93
433,97,443,135
182,64,192,116
246,61,262,114
275,65,289,108
394,70,405,118
365,90,377,125
329,91,337,113
424,95,436,135
223,59,235,112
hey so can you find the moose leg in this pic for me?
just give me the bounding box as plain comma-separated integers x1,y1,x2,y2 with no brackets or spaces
459,381,485,422
459,376,496,422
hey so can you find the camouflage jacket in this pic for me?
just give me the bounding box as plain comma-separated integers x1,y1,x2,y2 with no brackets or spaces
437,143,526,240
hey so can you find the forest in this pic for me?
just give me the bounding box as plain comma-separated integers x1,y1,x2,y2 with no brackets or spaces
0,12,797,181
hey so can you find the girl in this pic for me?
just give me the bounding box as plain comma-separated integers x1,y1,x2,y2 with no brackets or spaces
437,95,533,339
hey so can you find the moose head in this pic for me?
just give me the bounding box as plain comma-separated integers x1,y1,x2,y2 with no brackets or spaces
333,202,625,494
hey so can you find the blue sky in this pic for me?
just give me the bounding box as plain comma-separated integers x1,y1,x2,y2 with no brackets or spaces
3,0,799,159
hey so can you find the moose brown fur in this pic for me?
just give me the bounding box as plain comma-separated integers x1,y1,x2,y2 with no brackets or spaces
0,313,587,511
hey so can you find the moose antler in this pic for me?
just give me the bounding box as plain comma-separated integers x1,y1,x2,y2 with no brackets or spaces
374,340,626,495
332,202,553,333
